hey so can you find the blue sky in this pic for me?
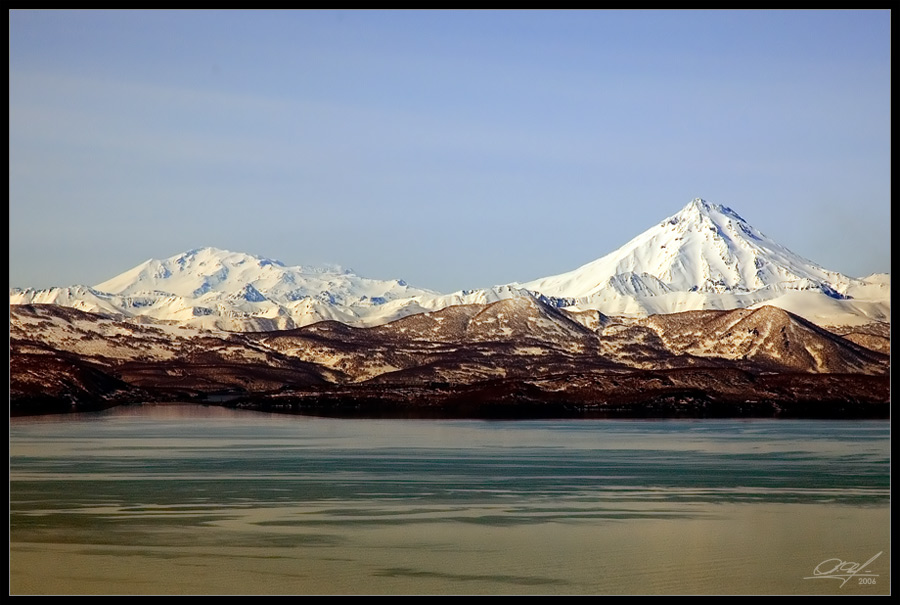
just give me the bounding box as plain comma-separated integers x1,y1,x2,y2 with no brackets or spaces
9,9,891,292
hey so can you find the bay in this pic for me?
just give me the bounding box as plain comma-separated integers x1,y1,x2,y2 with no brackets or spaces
9,403,890,595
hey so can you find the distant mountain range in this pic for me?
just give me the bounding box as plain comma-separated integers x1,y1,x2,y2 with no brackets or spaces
10,198,890,418
10,198,891,330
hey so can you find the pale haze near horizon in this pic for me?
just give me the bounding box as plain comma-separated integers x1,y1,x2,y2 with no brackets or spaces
9,10,891,293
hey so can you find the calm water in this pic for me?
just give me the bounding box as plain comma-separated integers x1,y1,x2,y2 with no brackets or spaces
9,404,890,595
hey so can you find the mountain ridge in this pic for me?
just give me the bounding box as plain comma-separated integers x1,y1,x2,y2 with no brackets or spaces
10,299,889,418
9,199,890,330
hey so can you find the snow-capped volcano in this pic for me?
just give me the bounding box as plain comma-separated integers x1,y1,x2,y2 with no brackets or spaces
512,198,888,325
519,198,850,298
10,247,446,331
93,246,434,305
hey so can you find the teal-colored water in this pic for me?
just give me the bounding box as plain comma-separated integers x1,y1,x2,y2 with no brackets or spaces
9,404,891,595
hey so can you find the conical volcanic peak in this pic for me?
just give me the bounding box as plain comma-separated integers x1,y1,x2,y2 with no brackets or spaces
517,197,853,301
665,198,745,227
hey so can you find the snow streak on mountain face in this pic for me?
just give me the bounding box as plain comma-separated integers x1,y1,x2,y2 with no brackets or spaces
518,198,851,300
8,200,891,330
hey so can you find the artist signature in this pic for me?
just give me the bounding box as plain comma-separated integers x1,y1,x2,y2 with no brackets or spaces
803,552,882,587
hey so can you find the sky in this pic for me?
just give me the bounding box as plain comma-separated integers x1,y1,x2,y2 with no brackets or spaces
9,9,891,293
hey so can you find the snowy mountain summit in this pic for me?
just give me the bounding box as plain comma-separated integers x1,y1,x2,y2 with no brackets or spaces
522,198,844,296
10,199,890,329
514,198,889,325
93,247,432,305
10,247,442,331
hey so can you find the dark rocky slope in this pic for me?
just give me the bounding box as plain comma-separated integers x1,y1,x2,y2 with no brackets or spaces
9,300,890,418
